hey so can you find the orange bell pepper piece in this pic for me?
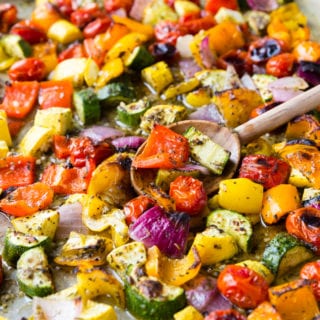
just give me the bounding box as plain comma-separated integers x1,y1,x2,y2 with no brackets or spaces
0,182,54,217
145,245,201,286
31,3,61,33
38,80,73,109
0,81,39,119
0,155,36,190
261,184,301,225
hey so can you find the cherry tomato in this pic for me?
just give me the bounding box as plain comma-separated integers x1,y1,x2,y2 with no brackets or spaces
10,20,47,44
300,261,320,300
205,309,246,320
70,3,102,28
217,49,252,76
0,3,17,33
83,17,112,38
123,195,155,225
58,43,85,62
239,154,291,190
154,21,186,45
266,53,296,77
169,176,207,215
217,264,269,309
8,58,46,81
286,207,320,254
205,0,238,15
104,0,133,13
51,0,74,17
249,37,283,63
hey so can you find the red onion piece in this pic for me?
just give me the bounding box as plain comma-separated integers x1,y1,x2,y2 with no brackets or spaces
188,104,225,124
129,0,152,21
80,126,124,143
297,61,320,86
112,136,146,150
184,275,232,313
56,202,88,240
178,163,211,176
129,206,190,258
179,59,201,79
270,88,303,102
200,36,216,69
241,73,258,91
33,296,82,319
247,0,278,12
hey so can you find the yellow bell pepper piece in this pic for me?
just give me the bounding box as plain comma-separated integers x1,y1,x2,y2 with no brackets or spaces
0,110,12,147
77,265,125,308
247,302,282,320
237,260,274,285
184,88,211,107
261,184,300,225
47,19,83,44
145,245,201,286
84,58,99,87
0,141,8,159
162,77,200,99
218,178,264,214
95,58,124,88
80,300,117,320
112,15,154,39
174,306,204,320
192,226,239,265
105,32,148,62
174,1,200,18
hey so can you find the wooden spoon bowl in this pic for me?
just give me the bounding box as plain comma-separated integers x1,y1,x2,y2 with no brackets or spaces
131,84,320,196
131,120,240,195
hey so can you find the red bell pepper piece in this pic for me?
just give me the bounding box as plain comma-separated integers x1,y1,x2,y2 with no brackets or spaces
53,135,114,167
239,154,291,190
10,20,47,44
0,155,36,190
41,160,95,194
132,124,189,169
38,80,73,109
0,182,54,217
205,0,238,15
58,43,86,62
7,118,26,138
0,81,39,119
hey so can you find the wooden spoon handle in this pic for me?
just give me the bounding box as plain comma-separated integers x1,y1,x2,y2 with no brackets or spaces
235,84,320,145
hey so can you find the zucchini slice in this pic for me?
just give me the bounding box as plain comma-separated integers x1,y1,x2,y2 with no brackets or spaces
97,82,136,107
184,126,230,175
261,232,313,276
3,228,51,266
206,209,252,253
73,88,101,125
125,45,155,70
0,34,32,59
17,247,54,297
117,99,150,127
125,266,186,320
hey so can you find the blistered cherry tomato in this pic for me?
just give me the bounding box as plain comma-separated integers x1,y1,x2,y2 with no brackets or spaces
83,17,112,38
239,154,290,189
169,176,207,215
205,309,246,320
8,58,46,81
70,3,102,28
154,21,186,45
217,264,269,309
266,53,296,77
104,0,133,13
249,37,283,63
10,20,47,44
123,195,155,225
217,49,252,76
51,0,74,17
300,261,320,300
286,207,320,254
0,3,17,33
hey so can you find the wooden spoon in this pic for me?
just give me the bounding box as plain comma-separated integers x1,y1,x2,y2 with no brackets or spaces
131,84,320,195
